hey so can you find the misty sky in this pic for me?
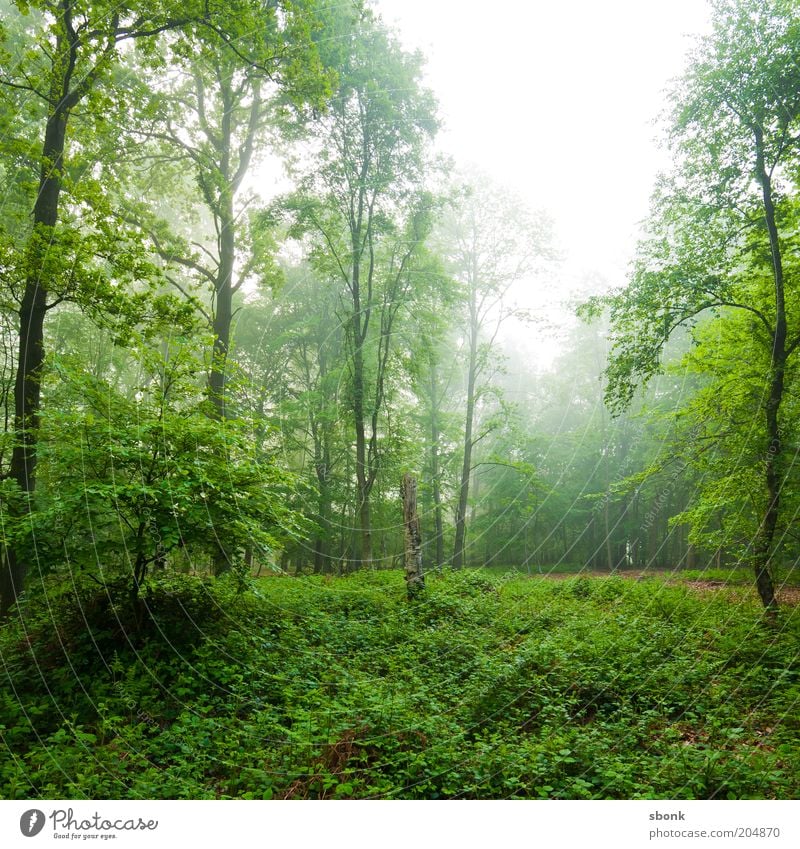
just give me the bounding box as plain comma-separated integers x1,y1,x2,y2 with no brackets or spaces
375,0,711,297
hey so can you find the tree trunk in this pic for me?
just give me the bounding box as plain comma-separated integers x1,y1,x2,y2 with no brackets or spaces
205,74,261,576
209,210,234,421
0,92,70,616
452,303,478,571
428,365,445,571
208,79,236,576
350,255,373,570
210,206,234,576
755,362,783,611
402,473,424,598
753,127,782,612
313,470,333,574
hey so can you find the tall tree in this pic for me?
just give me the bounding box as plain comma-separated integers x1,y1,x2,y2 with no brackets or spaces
123,0,329,421
595,0,800,610
280,7,438,569
0,0,269,615
403,255,460,571
438,175,553,570
107,1,330,575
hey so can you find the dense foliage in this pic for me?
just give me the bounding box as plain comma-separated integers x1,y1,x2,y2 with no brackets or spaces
1,571,798,799
1,0,797,605
1,0,800,804
594,0,800,608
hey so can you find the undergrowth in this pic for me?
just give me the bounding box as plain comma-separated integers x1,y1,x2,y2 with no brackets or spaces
0,570,798,799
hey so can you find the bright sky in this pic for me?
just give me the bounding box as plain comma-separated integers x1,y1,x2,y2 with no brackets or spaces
374,0,712,296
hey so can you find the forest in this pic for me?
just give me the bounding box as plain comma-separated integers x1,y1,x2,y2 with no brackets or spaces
0,0,799,801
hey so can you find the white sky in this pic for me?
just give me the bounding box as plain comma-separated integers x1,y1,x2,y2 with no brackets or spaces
374,0,712,294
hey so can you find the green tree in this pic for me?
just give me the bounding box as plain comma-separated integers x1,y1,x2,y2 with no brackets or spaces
0,0,255,615
404,268,462,572
24,336,306,617
596,0,800,609
437,174,553,570
279,7,439,569
121,0,330,421
236,263,351,573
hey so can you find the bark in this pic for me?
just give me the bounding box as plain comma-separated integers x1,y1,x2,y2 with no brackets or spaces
209,195,234,575
312,438,333,574
402,473,424,598
205,75,260,575
206,72,256,420
452,293,478,570
428,365,444,570
0,67,71,615
752,126,782,612
209,202,234,421
352,322,373,569
350,227,374,569
210,200,234,577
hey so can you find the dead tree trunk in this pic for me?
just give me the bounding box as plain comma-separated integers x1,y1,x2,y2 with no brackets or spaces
402,473,425,599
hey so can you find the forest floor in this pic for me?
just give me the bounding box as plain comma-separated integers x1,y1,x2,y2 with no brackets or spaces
567,573,799,606
485,564,800,605
680,581,800,607
0,569,798,799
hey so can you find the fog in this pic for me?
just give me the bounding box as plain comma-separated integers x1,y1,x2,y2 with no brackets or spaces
377,0,711,285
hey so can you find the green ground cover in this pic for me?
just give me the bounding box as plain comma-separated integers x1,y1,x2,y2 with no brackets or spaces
1,570,798,799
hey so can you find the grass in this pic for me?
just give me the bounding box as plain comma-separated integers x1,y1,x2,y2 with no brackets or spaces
0,569,798,799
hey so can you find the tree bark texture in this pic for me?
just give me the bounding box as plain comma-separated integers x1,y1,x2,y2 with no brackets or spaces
1,88,71,615
753,126,782,612
402,473,424,598
452,293,478,570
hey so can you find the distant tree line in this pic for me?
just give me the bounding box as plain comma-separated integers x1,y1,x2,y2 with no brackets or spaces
0,0,797,614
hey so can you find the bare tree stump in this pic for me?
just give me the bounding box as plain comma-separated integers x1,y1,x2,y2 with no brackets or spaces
402,473,425,599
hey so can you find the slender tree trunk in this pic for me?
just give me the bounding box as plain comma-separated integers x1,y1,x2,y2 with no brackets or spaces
452,296,478,570
206,73,257,421
356,484,372,568
350,252,373,570
209,207,234,421
209,197,235,577
402,473,424,598
756,361,783,611
206,73,237,576
204,74,261,576
428,366,445,571
452,367,475,570
753,128,782,612
352,344,372,569
313,442,333,574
